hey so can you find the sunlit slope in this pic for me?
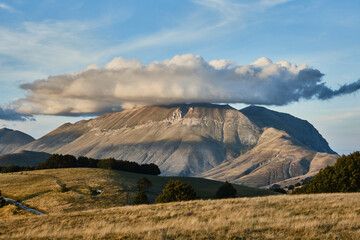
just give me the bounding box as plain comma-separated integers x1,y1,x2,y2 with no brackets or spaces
202,128,339,187
20,103,337,187
23,104,261,176
0,168,275,215
2,193,359,239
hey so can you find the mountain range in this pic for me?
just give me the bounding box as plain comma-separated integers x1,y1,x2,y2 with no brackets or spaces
3,103,337,188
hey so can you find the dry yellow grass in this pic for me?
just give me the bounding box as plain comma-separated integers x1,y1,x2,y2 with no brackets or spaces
1,193,360,239
0,168,274,215
0,169,129,214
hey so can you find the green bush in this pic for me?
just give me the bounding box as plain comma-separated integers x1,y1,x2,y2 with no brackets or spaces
216,181,237,199
136,177,152,191
156,180,197,203
271,187,287,194
133,190,149,204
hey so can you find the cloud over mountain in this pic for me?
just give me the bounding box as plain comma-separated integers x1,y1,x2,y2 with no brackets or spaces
7,54,360,117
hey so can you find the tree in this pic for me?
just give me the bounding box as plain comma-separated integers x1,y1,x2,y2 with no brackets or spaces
156,180,197,203
293,151,360,194
137,177,152,191
133,191,149,204
271,187,287,194
216,181,237,199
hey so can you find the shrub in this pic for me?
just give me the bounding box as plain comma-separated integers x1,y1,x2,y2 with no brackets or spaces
216,181,237,199
137,177,152,191
288,185,295,190
156,180,197,203
60,184,69,193
133,191,149,205
0,190,7,208
271,187,287,194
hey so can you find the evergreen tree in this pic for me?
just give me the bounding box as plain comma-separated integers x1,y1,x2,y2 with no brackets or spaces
216,181,237,199
133,191,149,204
293,152,360,194
156,180,197,203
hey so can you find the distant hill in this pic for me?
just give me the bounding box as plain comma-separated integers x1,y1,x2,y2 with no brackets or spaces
0,128,34,154
0,150,51,167
20,103,338,187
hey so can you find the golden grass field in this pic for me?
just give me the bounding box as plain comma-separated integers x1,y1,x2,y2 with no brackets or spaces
0,193,359,239
0,168,275,215
0,168,359,239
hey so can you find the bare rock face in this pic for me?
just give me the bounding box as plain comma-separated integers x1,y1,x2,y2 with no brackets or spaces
23,104,261,176
21,104,338,187
0,128,35,154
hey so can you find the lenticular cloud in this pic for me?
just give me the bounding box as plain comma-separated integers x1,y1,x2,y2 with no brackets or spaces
11,54,360,116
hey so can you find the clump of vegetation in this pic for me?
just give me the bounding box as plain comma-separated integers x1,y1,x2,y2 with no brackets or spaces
59,184,69,193
270,187,287,194
0,154,161,175
0,190,8,207
133,178,152,205
87,186,99,196
39,154,160,175
216,181,237,199
156,180,197,203
133,191,149,204
293,151,360,194
136,177,152,191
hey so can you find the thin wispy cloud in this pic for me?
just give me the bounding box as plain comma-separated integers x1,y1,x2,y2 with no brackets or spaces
4,54,358,118
0,0,292,79
0,3,12,11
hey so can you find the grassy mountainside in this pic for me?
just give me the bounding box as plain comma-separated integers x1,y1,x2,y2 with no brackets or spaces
1,193,359,239
0,168,275,215
0,150,51,167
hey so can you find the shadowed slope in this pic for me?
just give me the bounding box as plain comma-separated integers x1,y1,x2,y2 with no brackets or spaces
0,150,51,167
0,128,35,154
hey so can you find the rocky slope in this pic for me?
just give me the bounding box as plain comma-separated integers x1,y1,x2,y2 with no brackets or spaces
21,103,338,187
0,128,35,154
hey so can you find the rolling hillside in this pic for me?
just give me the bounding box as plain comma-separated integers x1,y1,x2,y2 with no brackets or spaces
1,192,359,239
0,150,51,167
0,168,275,215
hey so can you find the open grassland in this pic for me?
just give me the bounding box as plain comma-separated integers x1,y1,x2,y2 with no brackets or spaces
0,168,274,214
1,193,359,239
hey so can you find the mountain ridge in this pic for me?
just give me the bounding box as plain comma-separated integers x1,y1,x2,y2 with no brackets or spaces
0,128,35,154
17,103,338,187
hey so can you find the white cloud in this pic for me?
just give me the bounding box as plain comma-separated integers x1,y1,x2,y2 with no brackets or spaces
259,0,293,7
8,54,359,117
0,3,12,11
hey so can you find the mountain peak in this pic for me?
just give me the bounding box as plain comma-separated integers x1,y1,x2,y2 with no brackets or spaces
0,128,35,154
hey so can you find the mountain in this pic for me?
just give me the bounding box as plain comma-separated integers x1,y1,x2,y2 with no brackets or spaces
21,103,338,187
0,150,51,167
0,128,35,154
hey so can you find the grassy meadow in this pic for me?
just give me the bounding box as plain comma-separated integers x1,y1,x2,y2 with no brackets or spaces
0,168,275,215
0,193,359,239
1,168,359,239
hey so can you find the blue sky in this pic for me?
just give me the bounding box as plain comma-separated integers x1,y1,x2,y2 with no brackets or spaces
0,0,359,154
